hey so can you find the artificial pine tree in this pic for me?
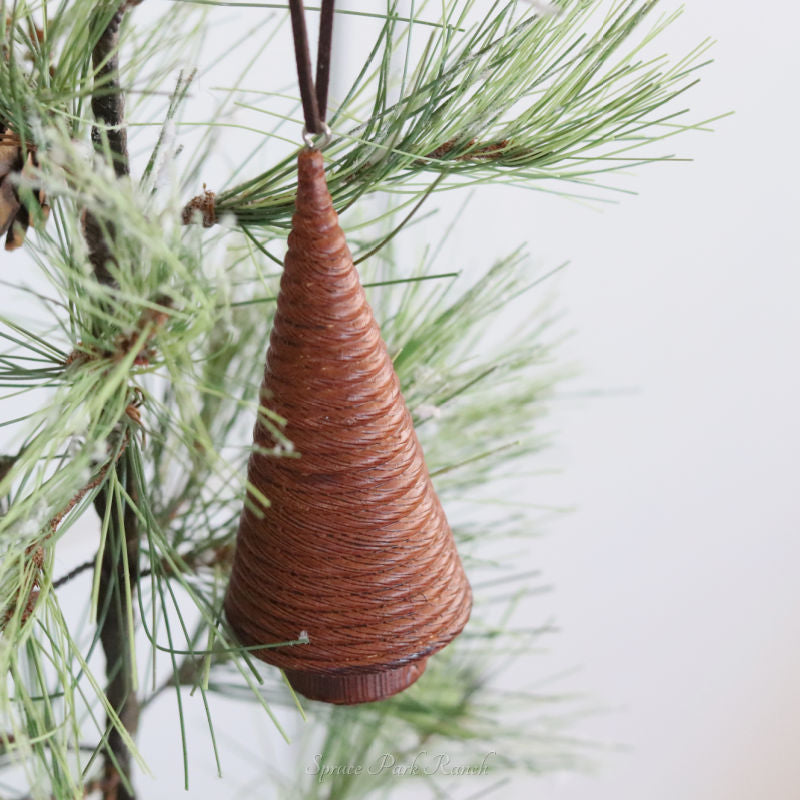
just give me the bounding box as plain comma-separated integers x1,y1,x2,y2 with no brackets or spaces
0,1,715,797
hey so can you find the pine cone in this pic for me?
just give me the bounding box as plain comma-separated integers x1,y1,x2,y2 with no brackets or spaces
0,124,49,251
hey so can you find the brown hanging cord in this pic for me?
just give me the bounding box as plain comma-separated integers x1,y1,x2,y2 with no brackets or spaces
288,0,335,138
224,3,471,704
314,0,335,125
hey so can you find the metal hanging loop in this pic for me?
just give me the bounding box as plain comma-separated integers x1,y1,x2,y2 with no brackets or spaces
301,122,332,151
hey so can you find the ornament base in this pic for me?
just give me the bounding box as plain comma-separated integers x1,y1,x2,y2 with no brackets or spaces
284,659,429,705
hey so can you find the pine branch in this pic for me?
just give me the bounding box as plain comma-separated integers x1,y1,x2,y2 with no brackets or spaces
94,456,140,800
86,4,142,798
84,1,137,286
195,0,718,229
90,2,141,179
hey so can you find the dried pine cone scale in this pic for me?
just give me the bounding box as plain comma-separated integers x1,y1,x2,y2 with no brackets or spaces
0,123,49,251
0,128,23,237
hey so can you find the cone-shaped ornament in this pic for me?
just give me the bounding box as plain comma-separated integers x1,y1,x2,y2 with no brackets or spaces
224,149,472,704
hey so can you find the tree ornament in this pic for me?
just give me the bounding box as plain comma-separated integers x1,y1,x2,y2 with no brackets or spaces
0,124,49,251
223,0,471,705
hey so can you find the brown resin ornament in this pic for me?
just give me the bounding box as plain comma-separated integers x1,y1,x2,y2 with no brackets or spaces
224,149,472,704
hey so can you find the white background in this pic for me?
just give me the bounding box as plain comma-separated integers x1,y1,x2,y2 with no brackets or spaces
537,14,800,800
5,1,800,798
498,2,800,798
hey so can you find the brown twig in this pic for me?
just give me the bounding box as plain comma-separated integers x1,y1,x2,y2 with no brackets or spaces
83,4,142,798
53,539,233,594
52,558,96,589
64,299,172,370
51,432,131,534
421,137,512,163
1,432,131,630
83,1,140,286
94,452,140,800
90,5,132,180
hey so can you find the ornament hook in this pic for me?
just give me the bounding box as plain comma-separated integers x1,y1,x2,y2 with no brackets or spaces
301,122,332,151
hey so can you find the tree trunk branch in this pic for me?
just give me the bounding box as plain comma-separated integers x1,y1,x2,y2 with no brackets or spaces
85,2,133,285
87,4,141,798
94,455,140,800
91,5,130,180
